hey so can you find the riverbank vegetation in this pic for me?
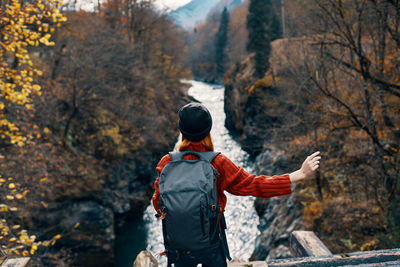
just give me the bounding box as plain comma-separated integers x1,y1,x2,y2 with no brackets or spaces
1,0,190,265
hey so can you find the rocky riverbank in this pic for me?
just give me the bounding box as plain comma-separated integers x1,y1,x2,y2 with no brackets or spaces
224,77,303,260
224,58,283,158
223,41,305,261
250,148,303,260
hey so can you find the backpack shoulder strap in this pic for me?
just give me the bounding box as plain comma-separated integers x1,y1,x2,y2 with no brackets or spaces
199,151,221,163
168,151,182,161
168,151,220,163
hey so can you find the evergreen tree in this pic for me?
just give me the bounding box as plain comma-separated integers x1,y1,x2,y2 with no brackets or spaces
246,0,281,78
215,7,230,80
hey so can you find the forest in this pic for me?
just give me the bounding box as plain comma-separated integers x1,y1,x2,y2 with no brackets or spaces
1,0,400,266
0,0,190,265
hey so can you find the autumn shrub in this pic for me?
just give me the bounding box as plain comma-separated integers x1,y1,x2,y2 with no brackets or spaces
0,0,67,262
0,0,66,146
3,1,190,265
0,173,63,259
257,0,400,253
378,198,400,249
298,194,384,253
282,125,398,253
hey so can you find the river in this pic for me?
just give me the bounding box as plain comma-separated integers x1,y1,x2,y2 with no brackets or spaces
115,80,260,266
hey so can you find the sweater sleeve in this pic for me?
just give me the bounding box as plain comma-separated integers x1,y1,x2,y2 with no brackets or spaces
215,154,292,198
152,154,171,212
152,177,160,212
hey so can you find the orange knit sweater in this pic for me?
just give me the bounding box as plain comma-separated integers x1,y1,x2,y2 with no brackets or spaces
152,143,292,212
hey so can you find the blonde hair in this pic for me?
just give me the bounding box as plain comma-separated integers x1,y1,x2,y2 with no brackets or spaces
178,133,214,152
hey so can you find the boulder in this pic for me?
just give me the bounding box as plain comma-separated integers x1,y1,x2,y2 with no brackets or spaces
133,251,158,267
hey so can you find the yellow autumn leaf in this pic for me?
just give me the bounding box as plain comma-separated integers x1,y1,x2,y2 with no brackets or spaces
53,234,61,240
40,177,47,182
25,104,33,110
0,204,9,212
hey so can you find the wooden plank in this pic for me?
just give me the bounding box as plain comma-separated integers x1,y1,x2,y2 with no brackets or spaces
1,257,31,267
268,248,400,267
290,231,332,257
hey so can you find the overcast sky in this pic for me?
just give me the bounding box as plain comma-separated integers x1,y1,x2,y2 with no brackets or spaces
154,0,192,11
67,0,192,11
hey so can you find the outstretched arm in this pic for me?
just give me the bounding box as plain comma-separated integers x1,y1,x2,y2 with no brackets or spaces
290,151,321,183
216,154,292,199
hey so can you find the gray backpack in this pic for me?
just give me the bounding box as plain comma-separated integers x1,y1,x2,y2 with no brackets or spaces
158,150,222,253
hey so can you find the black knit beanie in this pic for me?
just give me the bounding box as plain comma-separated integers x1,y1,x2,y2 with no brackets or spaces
178,102,212,142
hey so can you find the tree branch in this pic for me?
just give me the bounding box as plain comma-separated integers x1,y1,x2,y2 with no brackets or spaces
323,52,400,98
309,76,389,154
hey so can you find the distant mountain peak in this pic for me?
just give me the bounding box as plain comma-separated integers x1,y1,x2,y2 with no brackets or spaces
168,0,245,30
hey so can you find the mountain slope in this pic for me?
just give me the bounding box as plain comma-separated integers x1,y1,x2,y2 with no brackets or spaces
168,0,245,30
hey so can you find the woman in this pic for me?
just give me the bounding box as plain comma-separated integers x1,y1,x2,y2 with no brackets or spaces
152,102,321,266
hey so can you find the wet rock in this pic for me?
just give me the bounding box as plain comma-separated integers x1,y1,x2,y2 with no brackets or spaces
267,244,292,260
254,148,288,176
224,57,254,136
224,57,283,158
251,194,301,261
133,251,158,267
30,200,115,266
251,147,301,261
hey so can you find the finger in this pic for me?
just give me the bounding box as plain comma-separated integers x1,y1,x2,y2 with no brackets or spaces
312,164,319,170
309,151,321,159
310,157,321,163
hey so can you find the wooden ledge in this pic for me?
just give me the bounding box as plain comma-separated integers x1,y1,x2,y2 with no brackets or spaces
1,257,31,267
290,230,332,257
